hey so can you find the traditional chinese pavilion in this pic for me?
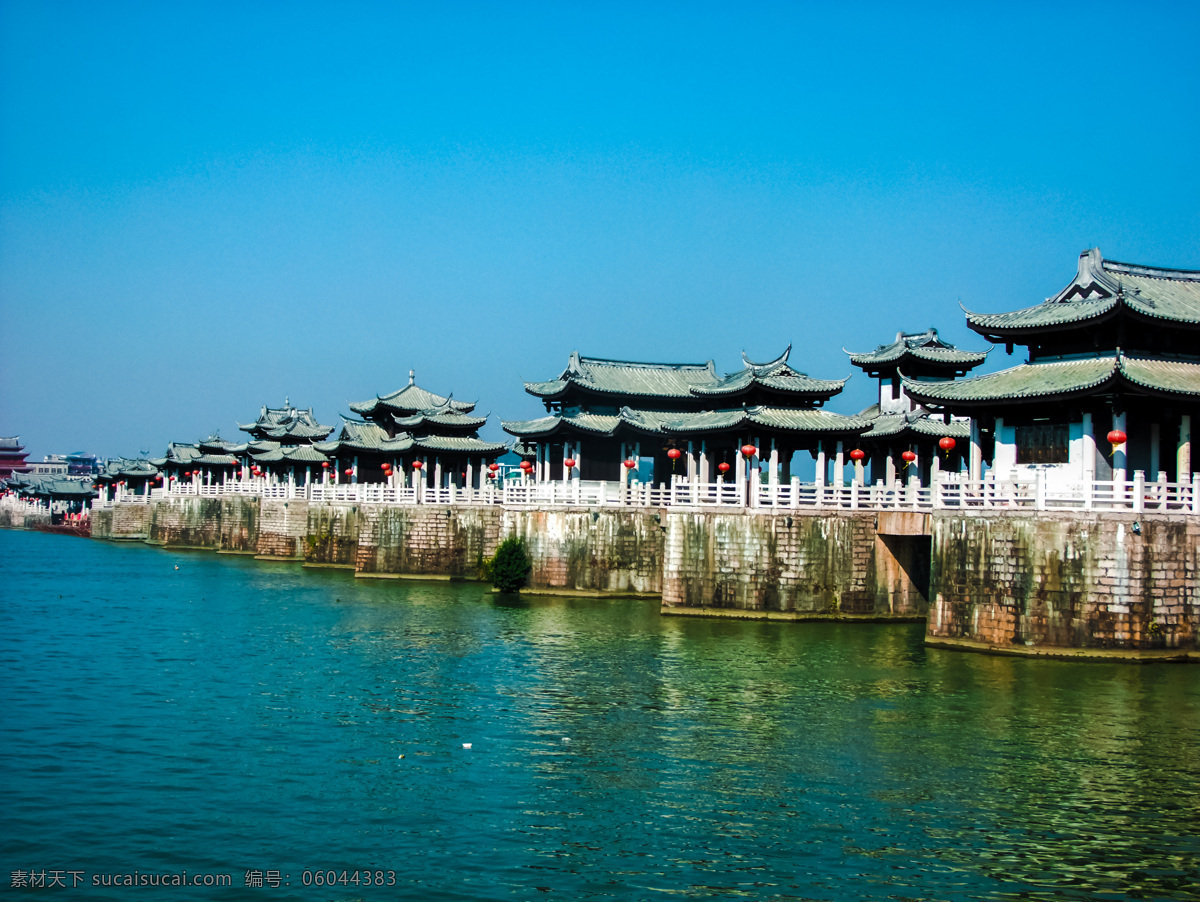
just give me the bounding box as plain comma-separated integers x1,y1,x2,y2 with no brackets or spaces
238,399,334,482
319,371,507,486
93,458,161,495
905,249,1199,486
0,437,31,481
502,348,870,485
155,433,248,482
845,328,989,485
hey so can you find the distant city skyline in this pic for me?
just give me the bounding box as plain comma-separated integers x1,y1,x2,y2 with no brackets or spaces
2,2,1197,462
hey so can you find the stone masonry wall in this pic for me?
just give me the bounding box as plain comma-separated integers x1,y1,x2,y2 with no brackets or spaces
661,509,893,614
355,505,502,577
503,508,665,594
304,502,362,567
255,499,309,559
0,507,52,530
928,511,1199,651
146,496,258,551
90,503,151,540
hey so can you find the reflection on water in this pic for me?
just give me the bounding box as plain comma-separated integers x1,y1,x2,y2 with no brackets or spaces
2,529,1197,901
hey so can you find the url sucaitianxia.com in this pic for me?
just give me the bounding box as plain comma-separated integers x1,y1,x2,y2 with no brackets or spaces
11,869,398,889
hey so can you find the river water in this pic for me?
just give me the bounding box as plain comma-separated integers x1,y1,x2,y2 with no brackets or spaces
2,529,1197,900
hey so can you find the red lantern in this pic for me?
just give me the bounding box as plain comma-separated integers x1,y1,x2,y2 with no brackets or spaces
488,463,500,472
717,462,731,474
564,458,576,469
321,461,330,468
741,444,757,458
938,436,956,453
849,449,866,462
901,450,917,468
344,468,353,475
667,448,682,460
519,460,533,471
623,459,637,469
1107,429,1127,448
487,471,495,479
412,461,423,470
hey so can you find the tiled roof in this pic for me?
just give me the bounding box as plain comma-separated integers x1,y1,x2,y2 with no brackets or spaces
393,410,489,430
692,346,847,398
6,475,96,497
238,401,332,441
966,249,1200,334
251,445,330,464
525,352,719,399
861,411,971,440
192,453,240,465
412,435,509,454
97,458,160,479
504,406,870,437
904,354,1200,405
846,328,990,369
350,372,476,416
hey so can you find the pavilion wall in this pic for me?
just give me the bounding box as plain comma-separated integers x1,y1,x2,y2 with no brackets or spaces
660,510,919,618
927,511,1198,656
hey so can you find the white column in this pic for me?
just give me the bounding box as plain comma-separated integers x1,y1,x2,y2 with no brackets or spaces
620,442,629,487
465,459,474,490
434,457,443,489
969,418,982,481
699,441,709,483
687,441,696,480
1179,414,1192,479
886,451,897,488
854,456,864,485
1150,423,1161,478
769,440,779,489
834,440,844,488
1112,411,1127,486
815,441,826,487
1081,411,1096,481
352,455,359,484
930,450,941,484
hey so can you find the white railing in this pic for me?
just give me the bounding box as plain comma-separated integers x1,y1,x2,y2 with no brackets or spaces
94,470,1199,515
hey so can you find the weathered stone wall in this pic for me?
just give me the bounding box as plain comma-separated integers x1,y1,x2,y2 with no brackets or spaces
355,505,502,577
90,503,151,540
0,507,52,530
928,511,1199,652
146,496,258,551
256,499,309,559
503,508,665,594
662,509,903,615
304,502,362,567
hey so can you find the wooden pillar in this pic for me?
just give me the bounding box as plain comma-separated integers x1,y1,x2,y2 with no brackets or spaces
969,418,982,482
1179,414,1192,478
1081,411,1096,481
1112,410,1127,486
1150,422,1161,477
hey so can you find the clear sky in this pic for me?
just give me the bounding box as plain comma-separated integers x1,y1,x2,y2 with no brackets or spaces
2,1,1197,462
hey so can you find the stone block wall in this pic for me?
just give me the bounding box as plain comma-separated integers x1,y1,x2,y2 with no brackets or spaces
90,503,151,540
304,502,362,566
146,496,258,551
256,499,309,559
928,511,1199,651
355,505,502,577
503,508,665,594
661,509,894,615
0,507,52,530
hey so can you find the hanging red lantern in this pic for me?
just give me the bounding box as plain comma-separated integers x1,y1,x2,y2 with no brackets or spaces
901,450,917,468
849,449,866,462
1107,429,1127,455
741,444,757,458
564,458,576,469
412,461,423,470
321,461,330,468
939,436,956,453
717,462,731,474
488,463,500,472
487,471,495,479
344,468,353,475
623,459,637,469
519,460,533,471
667,449,682,460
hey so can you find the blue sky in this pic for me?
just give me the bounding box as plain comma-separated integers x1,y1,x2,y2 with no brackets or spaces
2,1,1197,461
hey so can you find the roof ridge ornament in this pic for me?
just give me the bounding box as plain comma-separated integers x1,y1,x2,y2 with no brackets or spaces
741,344,792,371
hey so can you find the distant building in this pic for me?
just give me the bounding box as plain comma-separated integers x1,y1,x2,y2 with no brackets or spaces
0,437,31,481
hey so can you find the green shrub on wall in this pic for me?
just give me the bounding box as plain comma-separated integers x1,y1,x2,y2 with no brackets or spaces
490,536,531,593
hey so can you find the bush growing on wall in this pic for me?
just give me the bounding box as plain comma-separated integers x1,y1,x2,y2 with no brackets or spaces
490,536,531,593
